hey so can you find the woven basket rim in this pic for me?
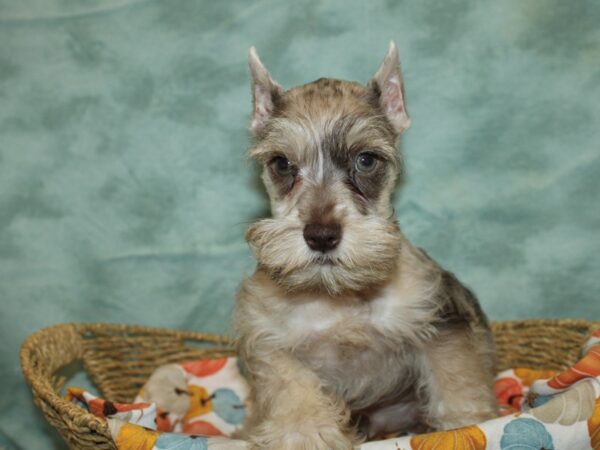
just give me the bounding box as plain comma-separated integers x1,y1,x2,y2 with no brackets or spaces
20,324,107,439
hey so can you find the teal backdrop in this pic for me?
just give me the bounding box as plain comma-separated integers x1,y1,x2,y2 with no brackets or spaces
1,1,599,448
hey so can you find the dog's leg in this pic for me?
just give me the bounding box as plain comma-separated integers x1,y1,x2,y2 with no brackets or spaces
354,399,422,439
242,351,355,450
418,326,498,430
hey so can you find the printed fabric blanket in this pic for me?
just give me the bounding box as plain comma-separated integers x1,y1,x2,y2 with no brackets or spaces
66,329,600,450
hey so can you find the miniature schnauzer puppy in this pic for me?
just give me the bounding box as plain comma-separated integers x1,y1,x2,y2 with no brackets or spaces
234,42,497,450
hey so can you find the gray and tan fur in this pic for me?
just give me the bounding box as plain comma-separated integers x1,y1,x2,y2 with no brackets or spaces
234,42,497,450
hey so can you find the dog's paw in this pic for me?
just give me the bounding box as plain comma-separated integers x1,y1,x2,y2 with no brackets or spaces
249,424,354,450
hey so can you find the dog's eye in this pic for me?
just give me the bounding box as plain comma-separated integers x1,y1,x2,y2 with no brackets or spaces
355,152,378,173
271,156,294,176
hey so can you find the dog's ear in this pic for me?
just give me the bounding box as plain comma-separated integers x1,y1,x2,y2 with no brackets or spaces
369,41,411,134
248,47,284,135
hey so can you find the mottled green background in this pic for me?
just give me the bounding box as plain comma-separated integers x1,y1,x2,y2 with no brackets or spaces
1,0,599,448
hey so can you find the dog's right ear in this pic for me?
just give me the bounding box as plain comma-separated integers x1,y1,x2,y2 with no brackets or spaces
248,47,283,136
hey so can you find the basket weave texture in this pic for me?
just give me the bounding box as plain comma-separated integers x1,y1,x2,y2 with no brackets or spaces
21,320,600,450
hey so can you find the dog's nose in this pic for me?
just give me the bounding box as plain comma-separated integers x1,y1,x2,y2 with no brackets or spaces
303,223,342,253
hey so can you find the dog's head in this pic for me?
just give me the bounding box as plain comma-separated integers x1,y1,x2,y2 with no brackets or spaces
246,42,410,296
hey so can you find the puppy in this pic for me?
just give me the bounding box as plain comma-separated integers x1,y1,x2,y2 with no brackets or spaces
234,42,497,450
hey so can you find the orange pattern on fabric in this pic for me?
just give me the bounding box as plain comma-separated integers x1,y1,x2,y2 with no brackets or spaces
513,368,557,387
90,399,152,419
114,423,159,450
183,420,224,436
494,376,523,415
589,398,600,450
184,385,213,422
155,408,172,432
66,387,151,419
410,425,487,450
65,387,84,402
181,358,228,377
548,345,600,389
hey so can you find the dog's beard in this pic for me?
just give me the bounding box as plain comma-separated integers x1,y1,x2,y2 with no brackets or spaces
246,215,402,295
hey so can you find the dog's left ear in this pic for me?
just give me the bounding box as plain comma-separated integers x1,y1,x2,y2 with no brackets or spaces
369,41,411,134
248,47,284,136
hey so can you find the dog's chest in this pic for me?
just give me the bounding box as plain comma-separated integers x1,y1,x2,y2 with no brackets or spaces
278,292,418,407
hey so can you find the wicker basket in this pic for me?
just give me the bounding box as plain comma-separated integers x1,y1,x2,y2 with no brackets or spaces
20,320,600,450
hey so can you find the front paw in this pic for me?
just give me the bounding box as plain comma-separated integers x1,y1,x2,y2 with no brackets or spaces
249,424,354,450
